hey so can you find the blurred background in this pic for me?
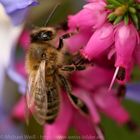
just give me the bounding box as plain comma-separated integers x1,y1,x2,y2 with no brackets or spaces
0,0,140,140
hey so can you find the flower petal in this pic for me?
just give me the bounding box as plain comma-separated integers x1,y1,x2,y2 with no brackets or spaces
115,23,138,68
0,0,38,25
68,8,96,30
71,66,113,91
93,88,130,124
0,0,38,13
11,96,26,121
84,1,106,11
68,2,106,30
8,8,28,25
65,29,93,53
19,30,30,50
72,110,98,140
81,23,114,60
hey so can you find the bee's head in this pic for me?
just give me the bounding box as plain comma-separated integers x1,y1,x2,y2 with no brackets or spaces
30,27,56,42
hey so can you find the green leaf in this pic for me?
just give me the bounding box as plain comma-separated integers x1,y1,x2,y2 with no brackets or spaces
128,0,134,4
137,13,140,23
117,0,125,4
135,4,140,10
113,15,123,24
129,7,136,14
106,0,122,7
130,13,139,29
108,13,117,21
124,14,129,25
106,4,115,9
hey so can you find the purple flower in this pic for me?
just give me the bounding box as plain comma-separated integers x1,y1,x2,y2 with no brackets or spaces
0,0,38,25
126,83,140,103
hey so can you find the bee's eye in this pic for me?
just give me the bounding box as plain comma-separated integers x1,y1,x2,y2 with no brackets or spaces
40,31,53,41
46,31,53,37
30,30,54,42
41,32,48,38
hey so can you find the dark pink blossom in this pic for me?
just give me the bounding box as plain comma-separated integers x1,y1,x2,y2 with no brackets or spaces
19,30,30,50
65,28,93,53
67,0,140,87
70,66,129,124
11,96,26,121
68,1,107,30
81,23,114,60
115,23,139,69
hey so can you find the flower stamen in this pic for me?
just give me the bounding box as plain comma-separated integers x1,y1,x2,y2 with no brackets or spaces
108,66,120,91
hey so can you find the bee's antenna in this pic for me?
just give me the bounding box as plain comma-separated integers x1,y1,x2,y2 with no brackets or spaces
44,2,61,26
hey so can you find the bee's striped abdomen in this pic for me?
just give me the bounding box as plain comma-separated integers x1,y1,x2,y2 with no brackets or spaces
45,88,60,123
34,86,60,124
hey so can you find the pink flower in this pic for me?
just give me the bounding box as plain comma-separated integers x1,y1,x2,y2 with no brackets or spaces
19,30,30,50
113,23,139,84
67,0,140,87
81,23,114,60
70,66,130,124
70,66,114,91
68,1,107,30
11,96,26,121
115,23,139,69
65,28,93,53
92,87,129,124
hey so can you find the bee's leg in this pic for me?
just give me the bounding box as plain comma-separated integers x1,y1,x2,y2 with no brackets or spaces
58,74,89,115
57,32,76,50
72,52,93,65
61,65,86,71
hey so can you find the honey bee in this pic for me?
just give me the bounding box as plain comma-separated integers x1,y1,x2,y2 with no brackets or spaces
25,26,89,125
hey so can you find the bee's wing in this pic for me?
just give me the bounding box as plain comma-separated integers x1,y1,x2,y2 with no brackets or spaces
25,72,36,125
25,96,30,125
26,71,36,109
26,60,47,125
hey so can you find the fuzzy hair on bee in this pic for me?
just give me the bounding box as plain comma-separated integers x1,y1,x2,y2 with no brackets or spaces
25,25,90,125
